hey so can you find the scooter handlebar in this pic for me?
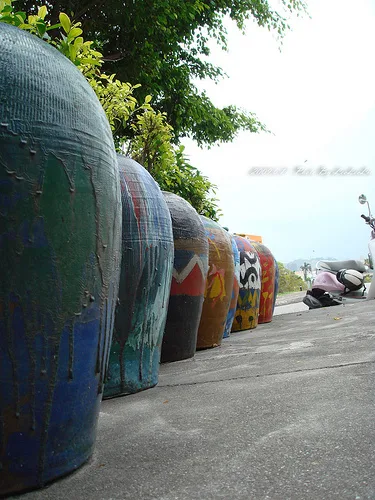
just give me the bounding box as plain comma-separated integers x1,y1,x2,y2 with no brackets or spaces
361,214,370,222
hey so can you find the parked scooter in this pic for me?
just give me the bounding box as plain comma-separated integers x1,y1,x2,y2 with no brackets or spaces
303,194,375,309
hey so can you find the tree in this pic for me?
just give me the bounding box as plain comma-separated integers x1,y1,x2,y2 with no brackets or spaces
16,0,308,146
125,109,221,219
0,1,221,219
300,262,312,282
278,262,306,294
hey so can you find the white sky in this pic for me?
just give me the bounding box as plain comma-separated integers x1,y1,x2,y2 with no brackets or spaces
182,0,375,263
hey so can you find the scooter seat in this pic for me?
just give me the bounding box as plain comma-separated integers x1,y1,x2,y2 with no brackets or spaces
317,259,366,273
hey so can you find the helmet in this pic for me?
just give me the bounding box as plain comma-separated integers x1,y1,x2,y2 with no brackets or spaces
336,269,364,291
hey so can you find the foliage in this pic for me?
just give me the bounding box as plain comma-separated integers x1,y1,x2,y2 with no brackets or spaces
363,258,372,282
0,0,147,145
0,1,100,69
0,0,51,35
278,262,306,293
0,0,221,218
16,0,308,147
300,262,312,282
90,75,149,147
125,110,221,219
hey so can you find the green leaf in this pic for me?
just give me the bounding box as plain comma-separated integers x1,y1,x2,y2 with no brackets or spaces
38,6,47,19
69,44,77,62
1,5,12,13
59,12,71,33
0,14,13,23
68,27,83,39
36,21,46,36
73,36,84,50
79,57,100,65
46,22,61,31
14,11,26,21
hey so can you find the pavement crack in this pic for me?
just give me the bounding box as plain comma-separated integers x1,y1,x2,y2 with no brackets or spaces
158,360,375,388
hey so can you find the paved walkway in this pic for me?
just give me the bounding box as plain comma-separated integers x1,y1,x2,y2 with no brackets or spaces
15,301,375,499
274,291,309,315
275,290,306,307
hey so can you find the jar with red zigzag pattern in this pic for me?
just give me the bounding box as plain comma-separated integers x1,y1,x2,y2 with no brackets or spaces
161,192,209,362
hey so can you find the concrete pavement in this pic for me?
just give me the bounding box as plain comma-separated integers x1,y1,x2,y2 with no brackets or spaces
274,291,307,307
273,291,309,315
273,301,309,316
13,301,375,500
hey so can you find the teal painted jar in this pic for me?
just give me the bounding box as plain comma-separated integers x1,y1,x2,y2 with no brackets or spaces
0,26,121,495
104,157,174,398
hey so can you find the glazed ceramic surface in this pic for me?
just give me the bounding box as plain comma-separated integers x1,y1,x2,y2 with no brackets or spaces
161,192,208,362
223,236,240,338
251,242,276,324
231,236,262,332
197,217,234,349
104,157,174,397
272,259,279,313
0,25,121,494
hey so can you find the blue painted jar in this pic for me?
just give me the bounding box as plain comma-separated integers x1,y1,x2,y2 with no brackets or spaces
104,157,174,398
161,192,209,362
0,26,121,495
223,236,240,338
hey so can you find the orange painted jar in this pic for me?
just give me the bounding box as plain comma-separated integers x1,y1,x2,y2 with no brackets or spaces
251,242,276,324
196,217,234,349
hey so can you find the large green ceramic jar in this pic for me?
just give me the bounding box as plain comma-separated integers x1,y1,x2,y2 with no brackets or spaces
0,25,121,494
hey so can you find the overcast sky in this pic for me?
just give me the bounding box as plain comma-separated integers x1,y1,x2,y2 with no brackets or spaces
182,0,375,264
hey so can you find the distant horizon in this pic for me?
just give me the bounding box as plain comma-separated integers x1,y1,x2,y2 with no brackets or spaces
283,255,369,271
